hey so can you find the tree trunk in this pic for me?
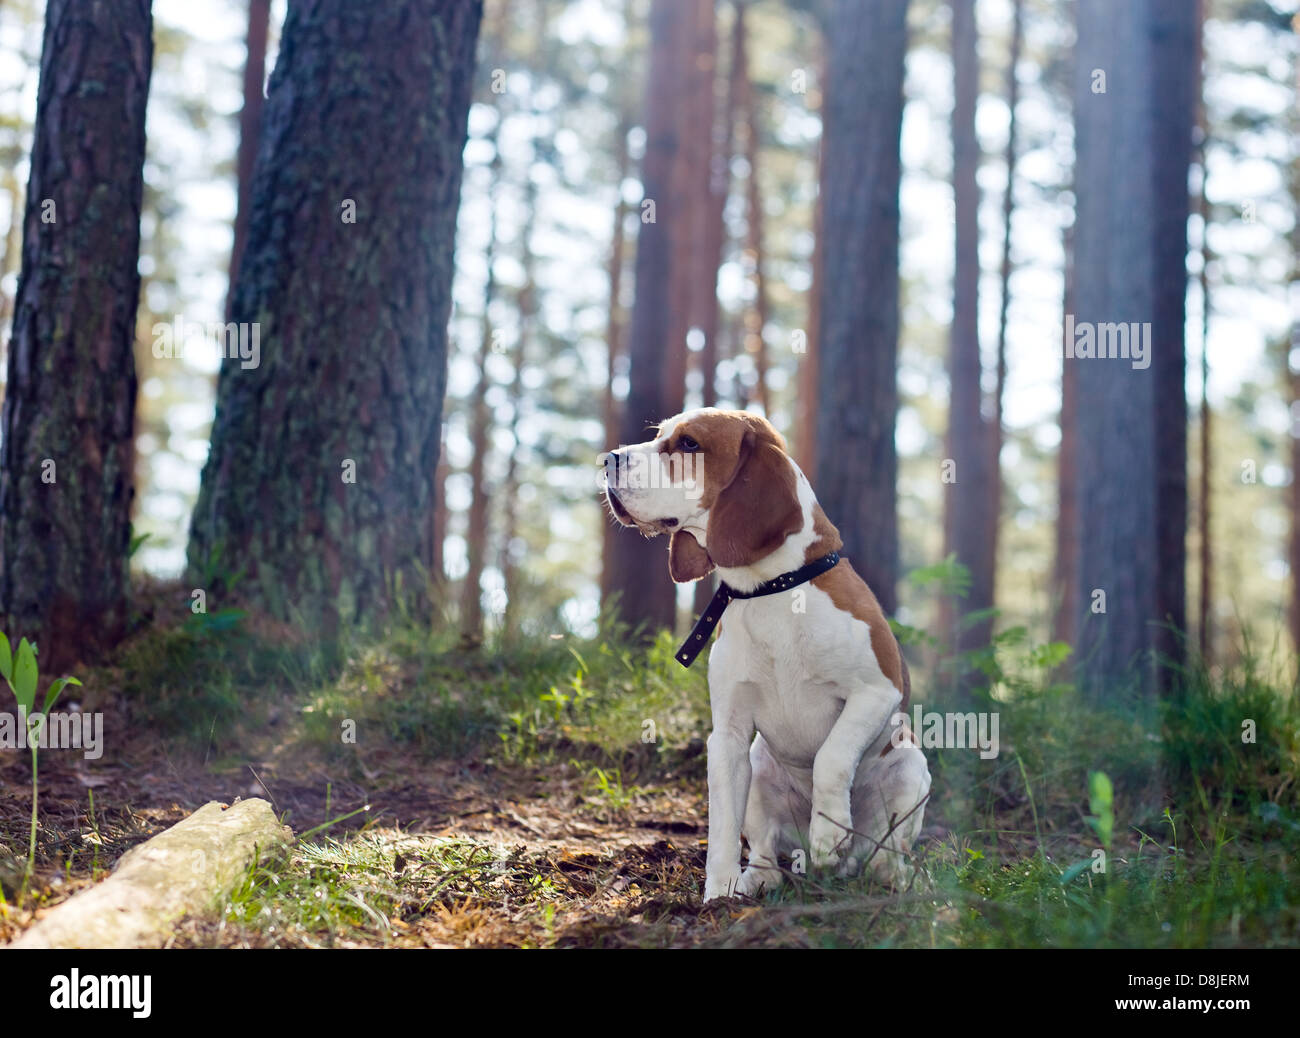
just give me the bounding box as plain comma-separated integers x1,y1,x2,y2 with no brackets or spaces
1196,3,1212,666
692,0,740,620
814,0,908,616
600,106,632,609
943,0,995,684
225,0,270,322
0,0,153,670
796,41,828,476
990,0,1022,638
460,149,502,645
432,437,449,584
610,0,696,635
459,0,510,643
600,0,639,614
1071,0,1195,699
1289,25,1300,670
1149,0,1197,684
187,0,482,634
499,175,540,643
1053,225,1078,647
739,2,770,415
671,0,715,418
696,0,740,414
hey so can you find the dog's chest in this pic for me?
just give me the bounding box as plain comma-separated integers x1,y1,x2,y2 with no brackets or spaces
710,587,870,765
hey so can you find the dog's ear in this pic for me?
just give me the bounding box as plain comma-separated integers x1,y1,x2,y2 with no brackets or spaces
707,427,803,568
669,529,714,583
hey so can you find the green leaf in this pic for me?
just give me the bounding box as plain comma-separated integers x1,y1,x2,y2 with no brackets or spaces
991,624,1027,645
888,618,936,648
1029,641,1072,669
0,630,11,682
43,675,81,716
907,555,972,598
1088,770,1115,849
1059,858,1094,885
1088,770,1114,812
13,638,38,715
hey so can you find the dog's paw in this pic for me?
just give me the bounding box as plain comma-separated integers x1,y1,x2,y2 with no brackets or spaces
834,853,861,879
703,869,744,902
809,815,850,870
734,864,774,898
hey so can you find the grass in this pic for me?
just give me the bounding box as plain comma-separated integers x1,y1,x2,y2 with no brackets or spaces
296,621,711,779
3,580,1298,948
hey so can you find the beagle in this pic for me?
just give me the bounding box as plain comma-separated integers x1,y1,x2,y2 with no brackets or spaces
604,408,930,901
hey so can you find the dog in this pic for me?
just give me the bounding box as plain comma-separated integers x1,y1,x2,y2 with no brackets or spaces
603,408,930,901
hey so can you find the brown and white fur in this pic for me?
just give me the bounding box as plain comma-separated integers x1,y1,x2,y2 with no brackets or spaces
603,408,930,901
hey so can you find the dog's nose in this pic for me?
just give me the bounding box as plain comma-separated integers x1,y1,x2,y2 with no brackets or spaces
604,449,622,483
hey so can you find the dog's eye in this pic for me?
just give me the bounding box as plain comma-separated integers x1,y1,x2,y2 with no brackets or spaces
678,435,701,453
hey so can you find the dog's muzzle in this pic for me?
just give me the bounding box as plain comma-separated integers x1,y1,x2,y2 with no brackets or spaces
603,451,637,526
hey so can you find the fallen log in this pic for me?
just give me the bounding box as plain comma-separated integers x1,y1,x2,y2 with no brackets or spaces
8,798,292,949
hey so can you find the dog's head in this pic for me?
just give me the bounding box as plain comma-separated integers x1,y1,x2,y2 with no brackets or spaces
602,408,804,583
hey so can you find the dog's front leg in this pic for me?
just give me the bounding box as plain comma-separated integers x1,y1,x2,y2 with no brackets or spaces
809,685,900,870
703,723,752,901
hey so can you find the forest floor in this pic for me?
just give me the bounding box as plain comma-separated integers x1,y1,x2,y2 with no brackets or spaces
2,586,1298,948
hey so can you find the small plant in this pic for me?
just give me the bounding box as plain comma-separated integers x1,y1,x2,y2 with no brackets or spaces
0,631,81,905
580,764,637,815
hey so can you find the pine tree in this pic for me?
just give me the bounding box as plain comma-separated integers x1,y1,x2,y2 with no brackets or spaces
188,0,482,633
0,0,153,669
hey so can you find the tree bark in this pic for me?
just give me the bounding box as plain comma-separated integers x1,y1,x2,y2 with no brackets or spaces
0,0,153,670
814,0,908,615
225,0,271,322
187,0,482,634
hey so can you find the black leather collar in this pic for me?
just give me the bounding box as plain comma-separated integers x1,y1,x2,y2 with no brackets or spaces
675,550,841,668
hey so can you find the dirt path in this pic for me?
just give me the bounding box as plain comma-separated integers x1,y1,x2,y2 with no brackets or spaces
3,728,791,947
